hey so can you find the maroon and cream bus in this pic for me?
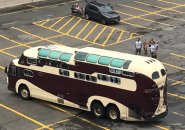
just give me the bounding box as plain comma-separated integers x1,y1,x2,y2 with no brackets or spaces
5,45,168,121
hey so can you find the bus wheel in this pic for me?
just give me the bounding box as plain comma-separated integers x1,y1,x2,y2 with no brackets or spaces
19,85,31,100
106,106,120,121
91,102,105,118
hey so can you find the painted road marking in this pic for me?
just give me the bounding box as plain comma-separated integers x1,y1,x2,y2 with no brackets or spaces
117,9,172,27
0,0,81,17
0,50,17,58
12,27,64,46
162,62,185,71
40,19,50,26
47,103,110,130
34,16,140,46
134,1,185,15
116,31,124,43
83,24,99,40
120,21,155,30
35,118,71,130
93,26,107,43
104,34,141,47
36,113,86,130
122,3,185,22
1,35,62,51
168,93,185,100
34,23,104,46
103,28,115,46
168,78,185,85
49,17,64,29
0,65,5,70
157,0,180,6
66,18,82,34
0,104,52,130
152,124,170,130
171,111,185,117
0,34,31,48
75,21,91,38
57,17,74,31
170,53,185,59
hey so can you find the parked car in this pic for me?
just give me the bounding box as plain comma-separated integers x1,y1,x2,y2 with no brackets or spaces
84,1,120,24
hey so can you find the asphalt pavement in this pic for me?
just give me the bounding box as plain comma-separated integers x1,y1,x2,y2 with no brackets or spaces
0,0,185,130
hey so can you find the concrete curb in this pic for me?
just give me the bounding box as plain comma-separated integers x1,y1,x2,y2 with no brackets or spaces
0,0,48,9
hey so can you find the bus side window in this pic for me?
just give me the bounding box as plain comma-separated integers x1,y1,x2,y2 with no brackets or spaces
9,66,16,76
110,77,121,84
74,72,85,80
48,61,58,67
24,69,34,77
59,69,69,76
98,74,109,81
27,58,37,65
122,71,134,77
60,63,69,69
86,75,97,82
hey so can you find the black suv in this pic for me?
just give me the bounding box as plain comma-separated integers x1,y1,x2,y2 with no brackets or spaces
84,1,120,24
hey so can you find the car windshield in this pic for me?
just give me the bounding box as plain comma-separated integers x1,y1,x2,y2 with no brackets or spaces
99,6,113,13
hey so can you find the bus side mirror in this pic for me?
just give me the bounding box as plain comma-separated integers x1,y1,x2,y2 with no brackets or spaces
5,66,7,74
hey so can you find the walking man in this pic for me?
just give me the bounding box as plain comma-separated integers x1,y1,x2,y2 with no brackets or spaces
135,38,142,55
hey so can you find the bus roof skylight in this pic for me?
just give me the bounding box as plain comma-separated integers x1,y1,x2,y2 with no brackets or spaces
110,58,125,68
38,49,51,57
59,53,73,62
49,51,62,59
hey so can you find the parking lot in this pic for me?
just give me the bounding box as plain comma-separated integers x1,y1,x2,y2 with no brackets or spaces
0,0,185,129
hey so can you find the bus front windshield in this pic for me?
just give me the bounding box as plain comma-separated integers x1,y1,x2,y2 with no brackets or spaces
99,6,113,13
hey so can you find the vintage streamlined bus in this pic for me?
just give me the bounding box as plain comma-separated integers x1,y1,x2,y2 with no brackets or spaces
5,45,167,121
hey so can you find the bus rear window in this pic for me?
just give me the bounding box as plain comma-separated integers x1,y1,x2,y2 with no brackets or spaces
152,71,160,80
161,69,166,76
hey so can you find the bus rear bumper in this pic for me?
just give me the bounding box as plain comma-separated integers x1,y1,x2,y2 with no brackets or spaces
145,110,168,121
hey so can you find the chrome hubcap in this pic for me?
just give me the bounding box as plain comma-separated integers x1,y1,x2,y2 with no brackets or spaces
94,107,102,116
21,90,28,98
109,110,117,119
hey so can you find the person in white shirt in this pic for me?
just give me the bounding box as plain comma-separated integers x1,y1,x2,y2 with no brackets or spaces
149,39,158,58
135,38,142,55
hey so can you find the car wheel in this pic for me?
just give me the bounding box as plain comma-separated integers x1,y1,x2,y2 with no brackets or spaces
101,18,106,25
85,14,90,20
106,106,120,121
19,85,31,100
91,102,105,118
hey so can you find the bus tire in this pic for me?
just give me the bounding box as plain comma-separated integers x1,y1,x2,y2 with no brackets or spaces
91,102,105,118
106,106,120,121
19,85,31,100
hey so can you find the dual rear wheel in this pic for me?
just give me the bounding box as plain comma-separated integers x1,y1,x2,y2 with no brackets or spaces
91,102,120,121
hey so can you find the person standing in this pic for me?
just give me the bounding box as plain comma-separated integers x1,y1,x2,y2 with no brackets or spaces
149,39,158,59
143,41,148,55
135,38,142,55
